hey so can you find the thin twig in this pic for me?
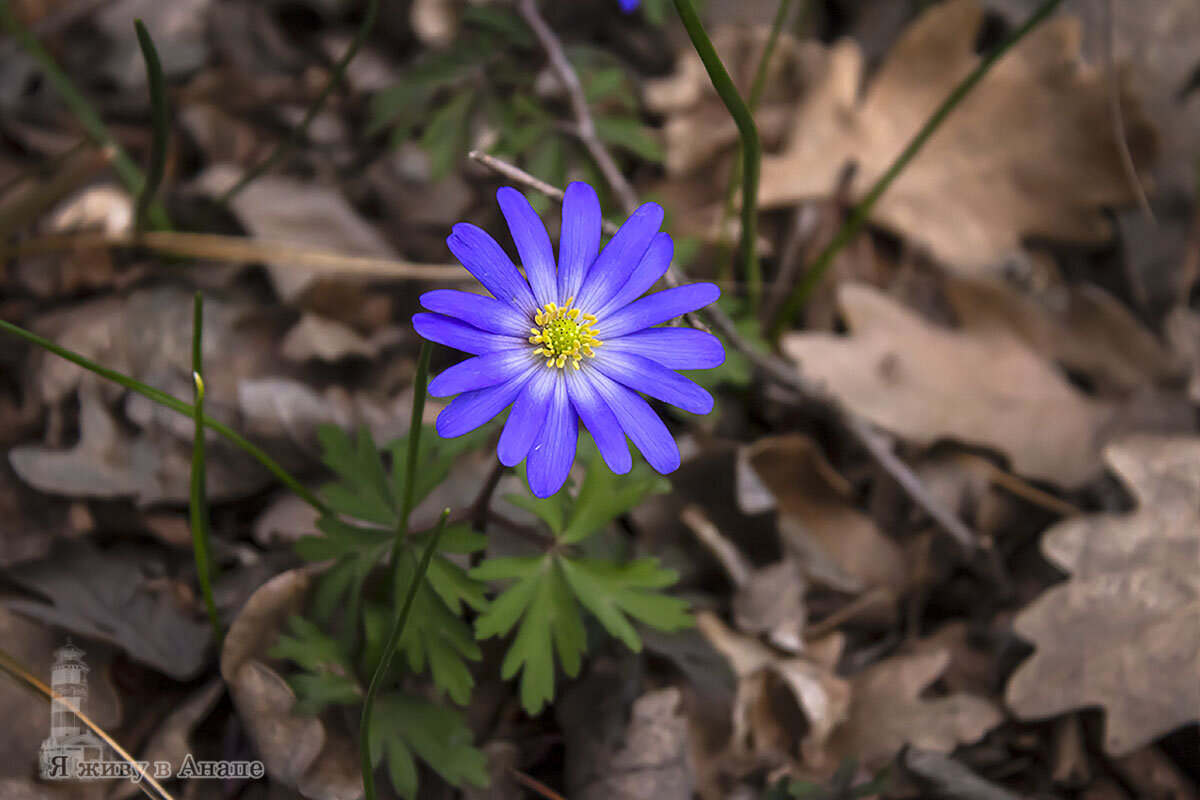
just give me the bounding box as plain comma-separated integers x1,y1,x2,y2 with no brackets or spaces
467,152,984,562
517,0,639,215
469,459,507,532
3,230,466,281
508,768,569,800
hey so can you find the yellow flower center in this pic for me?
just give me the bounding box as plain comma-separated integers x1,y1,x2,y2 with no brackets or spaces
528,296,603,369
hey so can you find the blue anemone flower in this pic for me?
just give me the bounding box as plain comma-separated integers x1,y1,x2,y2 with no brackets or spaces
618,0,640,11
414,182,723,498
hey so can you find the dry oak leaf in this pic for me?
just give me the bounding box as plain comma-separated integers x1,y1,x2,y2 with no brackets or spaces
826,647,1003,770
782,283,1112,487
1006,435,1200,756
757,0,1157,273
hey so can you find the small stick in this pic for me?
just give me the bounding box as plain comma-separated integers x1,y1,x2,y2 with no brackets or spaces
517,0,640,216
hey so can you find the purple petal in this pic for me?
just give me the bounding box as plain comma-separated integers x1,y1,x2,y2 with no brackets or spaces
557,182,602,302
587,372,680,474
592,350,713,414
419,289,529,337
594,232,673,318
436,368,536,438
413,313,525,355
497,187,558,306
526,375,578,497
603,328,725,370
599,282,720,339
574,202,664,312
428,350,535,398
566,370,631,475
619,0,639,10
498,368,556,466
447,223,537,313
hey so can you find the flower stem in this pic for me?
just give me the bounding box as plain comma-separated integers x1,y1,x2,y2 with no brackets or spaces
671,0,762,311
360,507,451,800
189,293,223,644
769,0,1065,341
716,0,796,282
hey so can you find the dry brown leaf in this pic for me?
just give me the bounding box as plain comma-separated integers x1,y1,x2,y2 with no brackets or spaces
826,648,1003,770
757,0,1157,272
199,165,397,306
1006,435,1200,755
943,277,1182,395
745,435,907,596
1164,307,1200,405
697,612,851,769
781,283,1113,486
221,566,361,800
562,688,694,800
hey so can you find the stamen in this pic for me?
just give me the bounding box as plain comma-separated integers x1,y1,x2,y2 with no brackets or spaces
528,297,603,370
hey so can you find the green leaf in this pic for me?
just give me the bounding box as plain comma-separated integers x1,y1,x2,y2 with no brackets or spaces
471,555,585,714
369,692,488,799
461,5,533,47
421,90,476,180
270,616,362,716
561,442,670,544
316,424,396,526
557,556,691,651
288,672,362,715
363,547,482,704
503,486,570,534
594,115,664,163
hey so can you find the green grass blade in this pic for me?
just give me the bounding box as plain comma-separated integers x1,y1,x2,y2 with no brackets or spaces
189,293,222,644
394,340,432,559
0,317,327,514
133,19,169,234
360,507,452,800
716,0,797,282
216,0,379,205
0,3,171,230
671,0,762,310
769,0,1065,340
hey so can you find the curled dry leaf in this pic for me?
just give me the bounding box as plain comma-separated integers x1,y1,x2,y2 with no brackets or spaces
220,566,361,800
757,0,1158,273
782,283,1112,486
1006,435,1200,756
697,611,851,770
